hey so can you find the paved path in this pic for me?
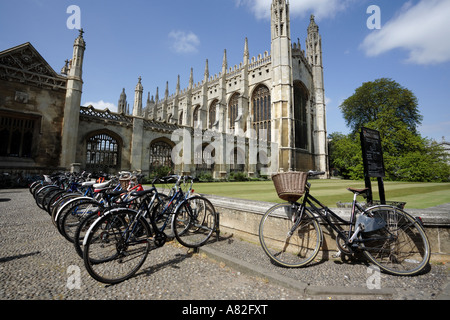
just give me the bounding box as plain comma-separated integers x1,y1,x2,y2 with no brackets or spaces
0,189,448,305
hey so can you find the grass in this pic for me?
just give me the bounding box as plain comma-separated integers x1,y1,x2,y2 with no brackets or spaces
190,179,450,209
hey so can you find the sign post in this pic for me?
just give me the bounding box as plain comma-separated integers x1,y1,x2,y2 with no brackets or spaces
360,127,386,204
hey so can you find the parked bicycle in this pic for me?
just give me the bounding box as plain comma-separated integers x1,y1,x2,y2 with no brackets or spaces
259,171,430,276
82,175,218,284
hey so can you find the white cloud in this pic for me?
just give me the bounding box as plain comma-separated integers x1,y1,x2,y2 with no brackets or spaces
361,0,450,65
235,0,353,20
168,30,200,54
83,100,117,112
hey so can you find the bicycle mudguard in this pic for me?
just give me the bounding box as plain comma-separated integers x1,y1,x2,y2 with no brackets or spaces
55,196,97,222
356,214,386,233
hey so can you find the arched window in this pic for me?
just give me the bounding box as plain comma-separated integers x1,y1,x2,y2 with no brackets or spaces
209,100,218,129
228,93,239,130
149,140,174,172
86,132,121,173
294,82,309,150
179,111,184,126
252,85,271,141
193,105,200,128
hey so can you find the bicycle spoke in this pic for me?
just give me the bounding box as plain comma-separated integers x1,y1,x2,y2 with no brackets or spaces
259,203,322,268
361,206,430,276
83,210,151,284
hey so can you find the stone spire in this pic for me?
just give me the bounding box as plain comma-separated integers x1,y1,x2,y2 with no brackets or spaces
133,76,143,117
118,88,127,114
222,49,227,75
306,14,327,175
306,14,322,66
162,81,169,121
244,37,249,65
153,87,159,120
204,59,209,82
60,28,86,169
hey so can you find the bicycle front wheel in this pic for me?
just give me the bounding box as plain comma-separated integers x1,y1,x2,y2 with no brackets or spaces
83,209,151,284
360,205,430,276
259,203,322,268
172,195,217,248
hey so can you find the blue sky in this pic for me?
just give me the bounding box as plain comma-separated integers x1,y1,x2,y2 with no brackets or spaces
1,0,449,142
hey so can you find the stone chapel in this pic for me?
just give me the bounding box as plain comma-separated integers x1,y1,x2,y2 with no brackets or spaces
0,0,328,179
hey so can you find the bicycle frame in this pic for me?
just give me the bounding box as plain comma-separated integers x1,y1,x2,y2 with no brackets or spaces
297,183,366,245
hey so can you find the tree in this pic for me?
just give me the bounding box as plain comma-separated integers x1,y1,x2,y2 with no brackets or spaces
328,132,363,180
340,78,422,135
330,78,450,182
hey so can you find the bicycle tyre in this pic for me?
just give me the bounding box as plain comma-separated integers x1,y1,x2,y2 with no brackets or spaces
35,185,59,210
60,200,103,243
45,189,67,215
50,193,81,227
83,209,151,284
172,195,217,248
259,203,322,268
360,205,430,276
42,188,65,214
73,210,103,259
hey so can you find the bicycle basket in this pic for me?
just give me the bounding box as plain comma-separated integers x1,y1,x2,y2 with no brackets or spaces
272,172,308,202
119,179,130,190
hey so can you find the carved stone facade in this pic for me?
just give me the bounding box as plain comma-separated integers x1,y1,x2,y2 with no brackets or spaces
0,1,328,178
0,42,67,172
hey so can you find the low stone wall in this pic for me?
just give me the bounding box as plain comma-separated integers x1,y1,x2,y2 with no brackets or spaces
205,195,450,263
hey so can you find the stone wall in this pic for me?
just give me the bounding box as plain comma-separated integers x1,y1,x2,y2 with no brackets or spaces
0,78,66,169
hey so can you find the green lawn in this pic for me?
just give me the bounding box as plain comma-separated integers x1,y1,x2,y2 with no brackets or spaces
190,179,450,209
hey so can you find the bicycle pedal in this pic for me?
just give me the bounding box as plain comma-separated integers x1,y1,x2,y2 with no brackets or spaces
332,250,342,258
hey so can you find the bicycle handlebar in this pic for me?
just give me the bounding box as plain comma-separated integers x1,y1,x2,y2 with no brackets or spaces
308,170,326,177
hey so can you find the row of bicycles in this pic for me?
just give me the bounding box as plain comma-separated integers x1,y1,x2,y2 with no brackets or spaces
29,171,218,284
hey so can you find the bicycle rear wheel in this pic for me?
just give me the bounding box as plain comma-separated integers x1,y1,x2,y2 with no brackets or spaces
83,209,151,284
259,203,322,268
360,205,430,276
172,195,217,248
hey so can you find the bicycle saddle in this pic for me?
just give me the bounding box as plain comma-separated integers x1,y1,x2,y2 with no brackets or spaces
82,181,96,187
347,187,369,195
130,188,154,197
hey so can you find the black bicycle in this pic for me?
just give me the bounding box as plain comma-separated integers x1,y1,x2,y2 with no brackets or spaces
82,175,217,284
259,171,430,276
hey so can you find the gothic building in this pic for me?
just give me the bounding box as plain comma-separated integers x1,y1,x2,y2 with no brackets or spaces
0,0,328,178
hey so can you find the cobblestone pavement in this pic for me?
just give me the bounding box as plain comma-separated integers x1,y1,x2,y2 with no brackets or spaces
0,189,448,304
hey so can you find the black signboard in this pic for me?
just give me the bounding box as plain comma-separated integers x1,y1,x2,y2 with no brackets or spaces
360,127,385,178
360,127,386,204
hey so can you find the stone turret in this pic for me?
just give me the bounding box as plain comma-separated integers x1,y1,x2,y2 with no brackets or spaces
118,88,128,114
133,76,143,117
60,29,86,169
306,14,328,176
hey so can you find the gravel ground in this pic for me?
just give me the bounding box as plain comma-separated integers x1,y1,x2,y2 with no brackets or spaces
0,188,448,304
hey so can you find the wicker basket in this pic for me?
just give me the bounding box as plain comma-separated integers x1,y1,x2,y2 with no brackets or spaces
272,172,308,202
119,179,130,190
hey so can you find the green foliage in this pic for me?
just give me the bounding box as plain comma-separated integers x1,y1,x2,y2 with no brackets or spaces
197,172,214,182
330,78,450,182
340,78,422,135
148,166,172,179
329,132,364,180
228,171,249,181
